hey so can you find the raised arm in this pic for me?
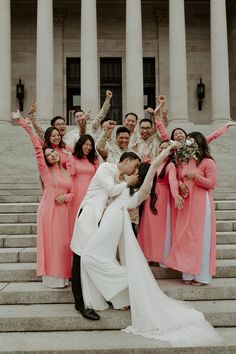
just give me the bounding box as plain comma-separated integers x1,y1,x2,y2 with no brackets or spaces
96,121,116,161
16,117,49,177
90,90,112,134
135,142,179,206
27,102,45,141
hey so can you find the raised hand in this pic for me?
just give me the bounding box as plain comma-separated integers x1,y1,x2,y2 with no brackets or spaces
28,102,36,115
106,90,113,100
103,120,117,135
145,107,154,115
10,110,23,124
169,140,181,150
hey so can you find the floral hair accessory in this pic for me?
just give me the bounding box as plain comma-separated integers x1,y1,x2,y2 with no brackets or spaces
176,138,199,164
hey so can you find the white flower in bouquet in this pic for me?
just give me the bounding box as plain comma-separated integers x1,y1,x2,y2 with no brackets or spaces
176,138,199,164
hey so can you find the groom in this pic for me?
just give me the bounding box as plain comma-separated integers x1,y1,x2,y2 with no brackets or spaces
70,151,141,320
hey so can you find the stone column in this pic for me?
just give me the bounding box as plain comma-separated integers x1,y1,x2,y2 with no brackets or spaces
126,0,143,119
80,0,98,117
169,0,189,125
0,0,11,123
211,0,230,122
36,0,54,121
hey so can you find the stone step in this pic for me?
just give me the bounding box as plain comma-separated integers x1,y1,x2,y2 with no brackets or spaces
1,278,236,305
0,183,40,190
1,244,235,264
216,232,236,244
0,328,235,354
215,210,236,220
0,300,235,332
0,263,38,282
0,189,41,196
0,200,234,215
0,223,36,235
216,244,236,259
0,232,235,251
0,235,37,248
216,220,236,232
0,203,38,214
0,221,235,235
214,193,236,200
0,214,36,223
215,200,236,210
0,196,40,203
0,212,235,224
0,260,236,282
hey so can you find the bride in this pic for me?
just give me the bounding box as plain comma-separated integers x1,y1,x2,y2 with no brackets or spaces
80,141,222,347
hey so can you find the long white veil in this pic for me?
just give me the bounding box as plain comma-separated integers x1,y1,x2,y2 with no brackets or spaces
121,209,222,348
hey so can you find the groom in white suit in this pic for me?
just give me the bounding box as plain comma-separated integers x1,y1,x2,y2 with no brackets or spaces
70,151,141,320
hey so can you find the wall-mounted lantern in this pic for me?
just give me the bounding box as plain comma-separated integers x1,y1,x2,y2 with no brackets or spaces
16,79,24,112
197,78,205,111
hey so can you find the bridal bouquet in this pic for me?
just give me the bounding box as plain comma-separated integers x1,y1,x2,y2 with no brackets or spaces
175,138,199,164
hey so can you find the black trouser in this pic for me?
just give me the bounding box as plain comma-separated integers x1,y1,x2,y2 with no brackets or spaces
71,252,84,310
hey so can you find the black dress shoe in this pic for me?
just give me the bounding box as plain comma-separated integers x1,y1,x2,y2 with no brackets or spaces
75,305,100,321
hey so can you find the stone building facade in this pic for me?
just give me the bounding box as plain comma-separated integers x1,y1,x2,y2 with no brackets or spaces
0,0,235,127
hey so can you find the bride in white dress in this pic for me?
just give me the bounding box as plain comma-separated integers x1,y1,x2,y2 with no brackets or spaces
80,141,222,347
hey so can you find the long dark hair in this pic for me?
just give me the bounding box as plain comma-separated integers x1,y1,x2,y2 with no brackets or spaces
73,134,97,164
129,162,157,215
158,140,175,179
44,127,65,148
188,131,214,166
171,127,187,141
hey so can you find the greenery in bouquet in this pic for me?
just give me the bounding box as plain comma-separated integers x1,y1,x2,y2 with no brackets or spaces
175,138,199,164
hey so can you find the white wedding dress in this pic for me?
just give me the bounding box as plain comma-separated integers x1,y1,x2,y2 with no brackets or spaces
80,151,222,348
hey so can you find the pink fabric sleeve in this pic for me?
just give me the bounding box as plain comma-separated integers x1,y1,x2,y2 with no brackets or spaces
167,163,179,198
206,124,229,144
194,159,217,190
66,155,76,176
64,183,74,203
155,117,170,141
17,119,49,176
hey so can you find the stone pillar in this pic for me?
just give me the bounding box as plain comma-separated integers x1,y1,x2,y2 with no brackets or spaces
36,0,54,121
80,0,98,117
54,10,66,117
211,0,230,122
169,0,189,124
126,0,143,119
0,0,11,123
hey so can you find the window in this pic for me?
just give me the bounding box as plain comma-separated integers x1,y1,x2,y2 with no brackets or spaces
66,58,81,125
100,58,122,124
143,58,156,110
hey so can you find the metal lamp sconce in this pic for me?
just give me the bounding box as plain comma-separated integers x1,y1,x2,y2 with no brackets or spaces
197,78,205,111
16,79,24,112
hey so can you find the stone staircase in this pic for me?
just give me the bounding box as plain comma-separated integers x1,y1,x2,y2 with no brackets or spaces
0,126,236,352
0,179,236,353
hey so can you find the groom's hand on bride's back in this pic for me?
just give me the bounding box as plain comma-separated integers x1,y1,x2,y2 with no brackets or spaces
127,175,139,187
